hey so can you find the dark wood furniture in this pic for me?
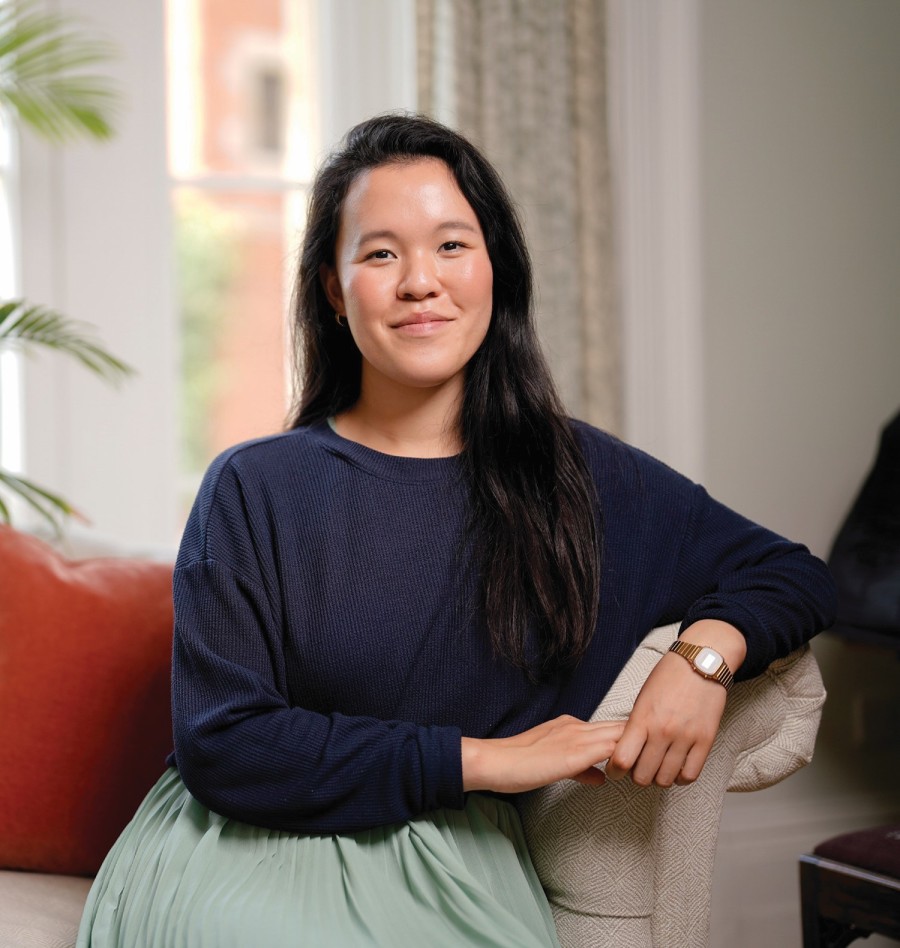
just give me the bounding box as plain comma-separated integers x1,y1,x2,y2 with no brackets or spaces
800,825,900,947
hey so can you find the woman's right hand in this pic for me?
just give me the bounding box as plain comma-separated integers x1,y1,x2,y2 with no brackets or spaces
461,716,625,793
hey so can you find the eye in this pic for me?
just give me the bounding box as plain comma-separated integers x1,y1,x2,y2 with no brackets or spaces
440,241,466,252
365,249,395,260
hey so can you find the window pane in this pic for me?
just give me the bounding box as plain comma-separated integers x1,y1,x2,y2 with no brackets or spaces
173,186,305,506
166,0,315,182
166,0,317,515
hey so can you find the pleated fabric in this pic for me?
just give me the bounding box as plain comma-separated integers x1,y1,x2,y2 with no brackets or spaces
77,769,560,947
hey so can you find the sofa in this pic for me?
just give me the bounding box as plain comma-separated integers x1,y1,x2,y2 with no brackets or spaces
0,526,826,948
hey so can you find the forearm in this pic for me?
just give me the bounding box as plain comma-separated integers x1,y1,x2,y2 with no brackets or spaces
460,718,624,793
175,702,464,832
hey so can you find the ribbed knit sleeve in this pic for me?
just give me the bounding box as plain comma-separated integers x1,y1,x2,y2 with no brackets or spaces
670,480,836,679
170,444,464,833
578,427,836,681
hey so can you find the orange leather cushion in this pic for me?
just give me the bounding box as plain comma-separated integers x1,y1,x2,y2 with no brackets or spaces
0,526,174,876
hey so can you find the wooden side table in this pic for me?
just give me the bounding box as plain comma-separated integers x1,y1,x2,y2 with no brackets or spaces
800,825,900,947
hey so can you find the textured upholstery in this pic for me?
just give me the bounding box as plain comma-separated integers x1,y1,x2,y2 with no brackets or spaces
0,870,92,948
520,623,826,948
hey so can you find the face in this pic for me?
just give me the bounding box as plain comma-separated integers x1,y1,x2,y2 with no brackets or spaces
321,158,493,401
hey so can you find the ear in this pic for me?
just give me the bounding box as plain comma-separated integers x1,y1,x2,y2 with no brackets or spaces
320,263,345,315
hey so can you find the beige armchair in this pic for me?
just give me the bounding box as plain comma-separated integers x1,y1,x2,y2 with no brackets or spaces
521,624,826,948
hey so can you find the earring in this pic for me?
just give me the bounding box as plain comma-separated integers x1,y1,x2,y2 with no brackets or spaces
335,312,347,328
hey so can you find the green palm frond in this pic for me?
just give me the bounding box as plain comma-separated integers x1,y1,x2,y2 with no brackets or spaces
0,298,134,383
0,468,83,536
0,0,120,142
0,299,133,532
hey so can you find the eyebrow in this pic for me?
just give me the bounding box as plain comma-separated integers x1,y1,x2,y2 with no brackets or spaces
355,221,479,245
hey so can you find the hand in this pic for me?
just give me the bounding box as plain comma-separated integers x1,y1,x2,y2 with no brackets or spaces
605,620,746,788
462,716,625,794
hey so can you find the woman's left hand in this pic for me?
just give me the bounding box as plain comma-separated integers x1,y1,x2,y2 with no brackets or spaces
604,619,747,788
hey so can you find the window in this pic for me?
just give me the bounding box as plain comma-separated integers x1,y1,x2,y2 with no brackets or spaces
166,0,317,511
9,0,414,548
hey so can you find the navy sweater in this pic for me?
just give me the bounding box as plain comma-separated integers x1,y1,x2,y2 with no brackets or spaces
170,420,835,834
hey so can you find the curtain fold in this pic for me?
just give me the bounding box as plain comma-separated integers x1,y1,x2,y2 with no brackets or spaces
417,0,620,433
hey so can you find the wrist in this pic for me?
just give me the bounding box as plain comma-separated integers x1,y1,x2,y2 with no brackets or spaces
461,736,491,792
679,619,747,673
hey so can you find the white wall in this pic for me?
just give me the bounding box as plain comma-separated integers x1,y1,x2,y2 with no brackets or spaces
698,2,900,945
701,0,900,552
19,0,178,548
609,0,706,483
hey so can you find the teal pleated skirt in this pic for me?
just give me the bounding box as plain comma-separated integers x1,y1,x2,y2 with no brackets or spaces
77,769,560,947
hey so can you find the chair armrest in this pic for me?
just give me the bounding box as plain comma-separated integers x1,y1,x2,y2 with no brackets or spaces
520,624,826,948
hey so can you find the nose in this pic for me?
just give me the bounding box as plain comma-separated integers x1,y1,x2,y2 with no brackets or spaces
397,251,440,300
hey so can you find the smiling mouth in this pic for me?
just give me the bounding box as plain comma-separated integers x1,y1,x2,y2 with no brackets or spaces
393,312,452,328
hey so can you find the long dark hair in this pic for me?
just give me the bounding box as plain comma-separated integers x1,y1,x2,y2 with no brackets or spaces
289,113,601,677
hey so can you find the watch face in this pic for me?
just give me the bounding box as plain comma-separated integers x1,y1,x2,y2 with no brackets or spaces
694,647,724,676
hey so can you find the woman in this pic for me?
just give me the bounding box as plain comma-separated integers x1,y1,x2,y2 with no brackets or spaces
78,114,835,947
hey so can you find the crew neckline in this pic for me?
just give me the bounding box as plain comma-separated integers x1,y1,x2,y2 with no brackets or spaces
311,419,461,484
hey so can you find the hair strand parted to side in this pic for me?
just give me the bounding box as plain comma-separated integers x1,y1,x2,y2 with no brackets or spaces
289,112,601,677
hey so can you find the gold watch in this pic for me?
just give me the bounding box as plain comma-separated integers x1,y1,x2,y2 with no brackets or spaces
668,640,734,690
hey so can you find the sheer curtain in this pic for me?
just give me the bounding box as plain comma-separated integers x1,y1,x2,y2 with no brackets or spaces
417,0,620,433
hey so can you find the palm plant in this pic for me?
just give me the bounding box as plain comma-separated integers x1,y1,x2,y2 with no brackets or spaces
0,0,130,533
0,300,132,526
0,0,118,141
